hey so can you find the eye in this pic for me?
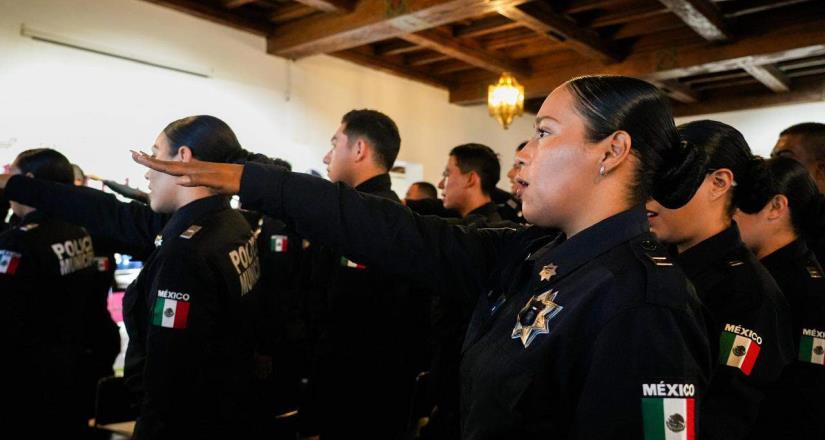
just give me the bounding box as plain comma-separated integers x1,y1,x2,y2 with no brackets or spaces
535,128,551,139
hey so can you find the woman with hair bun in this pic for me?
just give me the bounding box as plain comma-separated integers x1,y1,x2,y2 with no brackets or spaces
734,157,825,440
646,120,795,440
0,115,266,439
133,75,713,439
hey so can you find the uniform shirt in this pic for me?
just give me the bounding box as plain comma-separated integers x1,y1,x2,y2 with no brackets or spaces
750,239,825,439
491,188,525,224
299,173,429,439
0,210,97,435
238,162,712,440
4,177,262,439
673,224,795,440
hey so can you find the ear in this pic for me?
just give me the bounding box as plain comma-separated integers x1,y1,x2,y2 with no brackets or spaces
465,170,479,189
24,172,35,179
599,130,632,174
352,138,369,163
765,194,789,221
707,168,735,201
177,146,194,162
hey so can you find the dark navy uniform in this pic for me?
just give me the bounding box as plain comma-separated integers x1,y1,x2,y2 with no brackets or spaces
237,162,712,440
424,201,520,440
750,239,825,439
406,197,461,218
4,176,263,439
299,173,429,440
0,210,97,436
491,187,525,224
673,225,795,440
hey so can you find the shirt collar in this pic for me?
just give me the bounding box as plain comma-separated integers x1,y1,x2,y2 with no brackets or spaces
760,238,808,268
159,195,230,244
20,210,46,225
674,223,742,280
527,206,650,285
354,173,392,194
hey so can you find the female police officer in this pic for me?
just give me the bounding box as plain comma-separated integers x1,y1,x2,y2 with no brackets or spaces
133,75,713,440
646,120,795,440
0,116,263,439
734,157,825,439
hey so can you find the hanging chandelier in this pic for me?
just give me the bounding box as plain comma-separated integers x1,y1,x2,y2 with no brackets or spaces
487,72,524,129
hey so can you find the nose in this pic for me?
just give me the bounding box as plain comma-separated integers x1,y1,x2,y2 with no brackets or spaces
438,177,445,190
322,150,331,165
144,169,151,181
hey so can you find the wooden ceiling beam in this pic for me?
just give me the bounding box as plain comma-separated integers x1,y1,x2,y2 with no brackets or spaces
453,15,521,39
331,49,451,90
222,0,256,9
293,0,355,13
140,0,273,35
448,16,825,104
739,63,791,92
401,29,532,77
266,0,530,59
498,2,620,63
671,75,825,117
649,79,699,103
656,0,730,42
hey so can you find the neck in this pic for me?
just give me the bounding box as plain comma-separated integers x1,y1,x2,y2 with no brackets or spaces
175,187,216,211
755,227,797,260
676,216,731,254
561,181,631,237
460,193,492,218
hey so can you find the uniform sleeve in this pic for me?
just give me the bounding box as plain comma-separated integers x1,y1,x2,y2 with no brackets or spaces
0,235,31,349
573,304,711,440
5,175,165,257
238,162,518,296
140,250,225,434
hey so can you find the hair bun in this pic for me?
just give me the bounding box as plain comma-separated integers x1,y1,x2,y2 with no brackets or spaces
651,140,707,209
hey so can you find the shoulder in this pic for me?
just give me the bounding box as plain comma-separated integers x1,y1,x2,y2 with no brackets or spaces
724,247,786,311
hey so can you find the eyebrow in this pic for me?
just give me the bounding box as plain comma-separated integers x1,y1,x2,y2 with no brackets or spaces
535,115,560,125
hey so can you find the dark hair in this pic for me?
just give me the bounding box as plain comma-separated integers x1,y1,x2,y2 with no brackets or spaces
738,157,825,239
14,148,74,185
341,109,401,171
516,141,528,152
677,120,753,216
411,181,438,199
780,122,825,160
162,115,249,164
565,75,705,209
449,143,501,196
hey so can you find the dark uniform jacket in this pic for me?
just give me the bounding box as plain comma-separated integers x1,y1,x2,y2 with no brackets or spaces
491,187,525,224
299,173,429,439
673,224,794,440
750,239,825,439
4,176,262,439
0,210,97,436
237,162,713,440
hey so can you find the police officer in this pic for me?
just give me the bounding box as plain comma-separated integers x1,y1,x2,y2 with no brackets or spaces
646,120,795,440
734,157,825,439
1,116,263,439
495,141,528,224
296,109,428,440
134,75,714,440
0,149,97,437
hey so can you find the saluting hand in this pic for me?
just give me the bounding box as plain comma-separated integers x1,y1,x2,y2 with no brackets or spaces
131,150,244,194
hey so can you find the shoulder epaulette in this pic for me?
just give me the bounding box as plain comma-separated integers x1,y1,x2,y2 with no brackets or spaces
179,225,203,239
18,223,39,232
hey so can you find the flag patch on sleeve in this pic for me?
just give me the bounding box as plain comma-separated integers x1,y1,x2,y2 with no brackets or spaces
719,324,761,375
0,250,22,275
642,382,696,440
799,328,825,365
270,235,288,253
152,289,191,329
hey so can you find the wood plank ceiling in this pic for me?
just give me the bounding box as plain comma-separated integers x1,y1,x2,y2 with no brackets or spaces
141,0,825,116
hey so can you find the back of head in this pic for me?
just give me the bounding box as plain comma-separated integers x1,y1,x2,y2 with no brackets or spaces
412,181,438,199
677,119,753,215
449,143,501,196
565,75,705,209
163,115,247,164
739,157,825,239
341,109,401,171
14,148,74,185
780,122,825,160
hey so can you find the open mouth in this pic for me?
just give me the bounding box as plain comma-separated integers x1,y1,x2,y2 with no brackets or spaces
646,210,658,218
515,177,529,190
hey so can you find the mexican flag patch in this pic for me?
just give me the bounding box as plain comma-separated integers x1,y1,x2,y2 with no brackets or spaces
719,325,761,375
799,328,825,365
641,382,696,440
340,256,366,269
0,250,22,275
152,295,190,329
270,235,288,253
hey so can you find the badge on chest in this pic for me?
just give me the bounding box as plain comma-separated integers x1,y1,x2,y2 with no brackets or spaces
511,289,563,348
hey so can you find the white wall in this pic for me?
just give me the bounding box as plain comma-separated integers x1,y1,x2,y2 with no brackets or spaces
0,0,534,193
676,102,825,157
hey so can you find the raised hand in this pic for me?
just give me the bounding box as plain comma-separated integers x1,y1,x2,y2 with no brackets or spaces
131,150,244,194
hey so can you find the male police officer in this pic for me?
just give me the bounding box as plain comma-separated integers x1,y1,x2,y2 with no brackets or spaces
299,110,428,440
1,149,98,437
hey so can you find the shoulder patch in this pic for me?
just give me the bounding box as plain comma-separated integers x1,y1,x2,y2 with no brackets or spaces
726,259,745,268
719,323,762,375
641,381,696,440
18,223,39,232
152,289,191,329
0,250,22,275
800,328,825,365
179,225,202,239
270,235,288,253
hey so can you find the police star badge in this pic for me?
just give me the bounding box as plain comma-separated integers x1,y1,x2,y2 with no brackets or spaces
539,263,558,281
511,289,563,348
